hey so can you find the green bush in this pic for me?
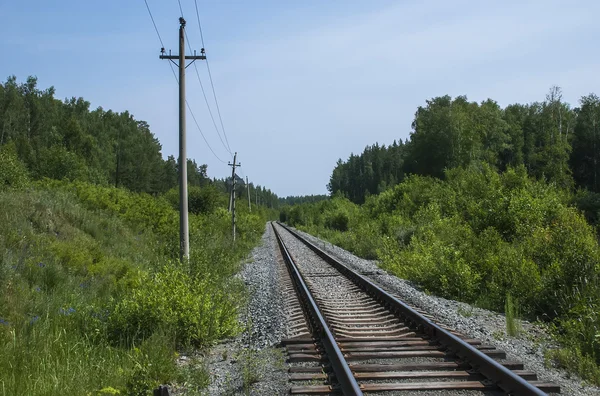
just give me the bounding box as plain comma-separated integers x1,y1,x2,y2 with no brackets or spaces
288,164,600,378
0,142,29,189
573,189,600,231
0,181,266,395
34,145,90,181
109,261,242,347
324,210,349,231
164,185,225,215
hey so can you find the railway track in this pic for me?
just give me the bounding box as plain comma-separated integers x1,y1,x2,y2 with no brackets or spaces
272,222,560,395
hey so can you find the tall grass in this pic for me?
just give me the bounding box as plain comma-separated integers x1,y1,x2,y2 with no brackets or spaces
505,294,522,337
0,181,267,395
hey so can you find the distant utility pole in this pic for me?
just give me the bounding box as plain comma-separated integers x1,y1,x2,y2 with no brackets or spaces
228,183,233,212
228,152,241,241
160,17,206,262
246,176,251,212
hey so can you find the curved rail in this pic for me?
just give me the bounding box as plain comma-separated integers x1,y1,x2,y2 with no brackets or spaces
272,223,364,395
278,222,548,396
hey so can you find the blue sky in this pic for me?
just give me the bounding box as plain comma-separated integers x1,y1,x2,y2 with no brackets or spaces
1,1,599,196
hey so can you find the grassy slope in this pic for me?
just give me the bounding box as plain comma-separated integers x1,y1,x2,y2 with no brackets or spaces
0,182,267,395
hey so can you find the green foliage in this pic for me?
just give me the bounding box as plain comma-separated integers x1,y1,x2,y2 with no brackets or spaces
34,144,91,181
0,75,276,395
546,348,600,386
0,180,267,395
328,87,589,205
238,349,263,392
328,141,405,204
573,189,600,232
109,261,243,347
505,294,522,337
324,209,349,231
571,94,600,193
287,164,600,377
0,142,29,189
279,194,328,206
165,185,226,215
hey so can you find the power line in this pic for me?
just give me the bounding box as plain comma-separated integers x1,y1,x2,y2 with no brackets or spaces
193,61,233,156
144,0,164,47
193,0,206,48
177,0,232,158
194,0,233,153
184,29,233,157
177,0,184,17
186,99,227,164
143,0,178,81
143,0,226,165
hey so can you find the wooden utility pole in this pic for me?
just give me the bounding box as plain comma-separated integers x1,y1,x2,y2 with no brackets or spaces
160,17,206,261
228,152,241,241
246,176,251,212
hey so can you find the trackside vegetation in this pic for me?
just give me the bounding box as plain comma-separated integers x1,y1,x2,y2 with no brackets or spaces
0,77,277,395
0,152,272,395
282,88,600,385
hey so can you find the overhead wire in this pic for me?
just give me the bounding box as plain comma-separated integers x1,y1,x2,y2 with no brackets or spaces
177,0,232,157
143,0,226,164
144,0,178,81
194,0,233,153
186,100,227,163
177,0,232,159
176,0,184,17
185,30,233,157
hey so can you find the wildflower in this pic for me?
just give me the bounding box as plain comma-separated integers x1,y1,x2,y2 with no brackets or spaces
29,316,40,325
0,318,9,326
59,307,76,316
34,286,41,292
38,262,45,268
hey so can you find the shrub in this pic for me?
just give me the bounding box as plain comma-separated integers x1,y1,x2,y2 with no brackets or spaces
108,261,242,347
324,210,349,231
0,142,29,189
573,189,600,231
0,181,266,395
165,185,225,215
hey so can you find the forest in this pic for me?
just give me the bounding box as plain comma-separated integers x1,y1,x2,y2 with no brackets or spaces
0,76,279,395
282,87,600,385
327,88,600,218
0,75,280,206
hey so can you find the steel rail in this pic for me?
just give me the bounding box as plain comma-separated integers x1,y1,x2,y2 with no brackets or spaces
272,223,364,396
278,222,548,396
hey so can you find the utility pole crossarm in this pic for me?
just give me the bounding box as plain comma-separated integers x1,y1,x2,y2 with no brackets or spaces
159,55,206,60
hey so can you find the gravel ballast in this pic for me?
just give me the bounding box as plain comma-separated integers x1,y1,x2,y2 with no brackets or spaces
203,224,289,396
291,225,600,396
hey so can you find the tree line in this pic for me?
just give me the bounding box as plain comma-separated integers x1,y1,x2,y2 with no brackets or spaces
328,87,600,205
0,75,281,206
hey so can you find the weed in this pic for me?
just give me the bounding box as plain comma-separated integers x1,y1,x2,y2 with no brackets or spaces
238,348,263,393
457,305,474,318
177,357,210,395
545,348,600,386
492,330,504,341
505,293,522,337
